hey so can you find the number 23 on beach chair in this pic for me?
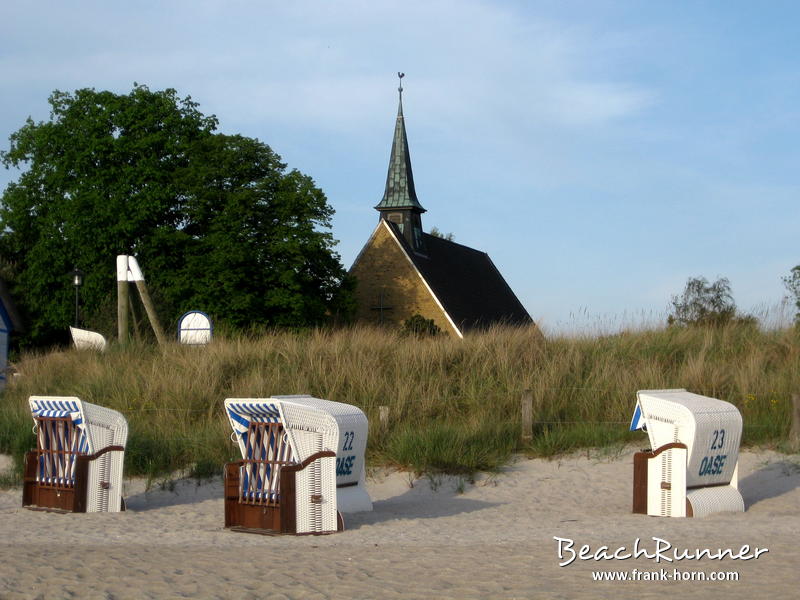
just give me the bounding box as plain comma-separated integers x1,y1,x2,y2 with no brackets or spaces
22,396,128,513
224,396,372,535
630,389,745,518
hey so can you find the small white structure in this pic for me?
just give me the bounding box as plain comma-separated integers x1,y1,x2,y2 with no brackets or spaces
24,396,127,513
630,389,744,518
177,311,212,345
224,395,371,535
116,254,166,345
70,326,108,352
116,254,145,283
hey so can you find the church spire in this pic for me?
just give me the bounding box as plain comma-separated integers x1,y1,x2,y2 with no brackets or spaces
376,73,426,253
375,73,426,214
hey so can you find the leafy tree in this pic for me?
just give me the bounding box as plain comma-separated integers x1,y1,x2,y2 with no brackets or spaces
667,276,743,327
0,85,353,347
783,266,800,324
429,226,455,241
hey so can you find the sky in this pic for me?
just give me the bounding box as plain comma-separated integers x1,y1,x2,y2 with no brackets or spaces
1,1,798,333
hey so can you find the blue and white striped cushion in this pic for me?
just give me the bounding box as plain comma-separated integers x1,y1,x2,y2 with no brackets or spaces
31,398,89,483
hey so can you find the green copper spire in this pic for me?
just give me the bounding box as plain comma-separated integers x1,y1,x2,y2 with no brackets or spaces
375,73,426,213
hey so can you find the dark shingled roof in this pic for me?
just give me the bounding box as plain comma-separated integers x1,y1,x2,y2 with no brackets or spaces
386,223,532,332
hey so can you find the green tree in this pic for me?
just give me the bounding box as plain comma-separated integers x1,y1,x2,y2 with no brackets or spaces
429,226,455,241
0,85,352,347
783,266,800,324
667,276,742,327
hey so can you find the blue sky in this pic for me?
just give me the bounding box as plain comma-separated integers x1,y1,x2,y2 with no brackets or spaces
1,1,798,332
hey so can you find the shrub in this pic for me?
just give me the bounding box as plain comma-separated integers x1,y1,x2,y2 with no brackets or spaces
401,314,441,337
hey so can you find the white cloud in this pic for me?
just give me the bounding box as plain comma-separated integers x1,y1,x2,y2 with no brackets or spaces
0,0,655,139
544,81,655,125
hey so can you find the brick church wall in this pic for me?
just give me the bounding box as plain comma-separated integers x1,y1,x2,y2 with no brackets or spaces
350,223,457,336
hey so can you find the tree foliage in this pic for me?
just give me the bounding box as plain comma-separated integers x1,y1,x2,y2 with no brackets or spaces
429,226,454,241
401,314,441,337
0,85,352,347
667,276,743,327
783,266,800,324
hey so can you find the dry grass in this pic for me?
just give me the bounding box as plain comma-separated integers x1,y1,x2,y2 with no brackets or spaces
1,322,797,478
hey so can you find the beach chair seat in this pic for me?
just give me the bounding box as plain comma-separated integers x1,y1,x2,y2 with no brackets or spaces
224,396,371,535
630,389,744,518
22,396,127,513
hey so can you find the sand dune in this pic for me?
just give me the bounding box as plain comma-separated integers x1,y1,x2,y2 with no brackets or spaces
1,448,798,599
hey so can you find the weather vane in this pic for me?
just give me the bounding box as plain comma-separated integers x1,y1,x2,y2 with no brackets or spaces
398,72,405,101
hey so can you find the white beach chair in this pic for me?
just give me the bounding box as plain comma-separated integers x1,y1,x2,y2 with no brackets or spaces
23,396,127,512
224,395,372,535
69,326,108,352
630,389,744,518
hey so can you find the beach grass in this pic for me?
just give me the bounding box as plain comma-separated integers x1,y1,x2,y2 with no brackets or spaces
0,321,797,481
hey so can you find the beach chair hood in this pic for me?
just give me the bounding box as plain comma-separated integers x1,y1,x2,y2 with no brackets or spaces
29,396,92,454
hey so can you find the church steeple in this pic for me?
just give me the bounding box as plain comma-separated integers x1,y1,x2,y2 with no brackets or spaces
375,73,426,253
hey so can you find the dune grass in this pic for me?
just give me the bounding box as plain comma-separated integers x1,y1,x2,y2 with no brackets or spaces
0,322,797,481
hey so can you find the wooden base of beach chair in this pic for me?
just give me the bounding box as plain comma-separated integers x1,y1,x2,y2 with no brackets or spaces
22,445,125,513
226,513,345,537
225,450,341,535
632,444,693,517
632,450,650,515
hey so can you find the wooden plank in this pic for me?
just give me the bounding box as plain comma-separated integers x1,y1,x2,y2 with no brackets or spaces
521,390,533,444
134,280,166,346
117,280,128,344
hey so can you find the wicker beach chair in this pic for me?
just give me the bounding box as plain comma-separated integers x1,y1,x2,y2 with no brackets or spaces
224,395,372,535
630,389,744,518
22,396,127,513
69,326,107,351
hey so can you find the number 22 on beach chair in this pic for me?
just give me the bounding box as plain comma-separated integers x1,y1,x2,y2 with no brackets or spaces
224,395,372,535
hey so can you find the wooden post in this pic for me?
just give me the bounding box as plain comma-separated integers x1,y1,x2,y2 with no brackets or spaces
134,280,166,346
116,255,129,345
128,294,141,342
379,406,390,430
791,393,800,451
521,390,533,445
117,280,129,344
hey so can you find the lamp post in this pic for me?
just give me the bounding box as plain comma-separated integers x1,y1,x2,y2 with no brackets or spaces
72,267,83,327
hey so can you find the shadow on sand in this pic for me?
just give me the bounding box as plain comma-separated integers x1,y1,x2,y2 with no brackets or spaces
122,472,499,526
124,477,224,512
345,477,499,530
739,459,800,508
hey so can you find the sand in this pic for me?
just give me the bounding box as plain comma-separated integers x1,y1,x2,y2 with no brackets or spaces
1,448,798,599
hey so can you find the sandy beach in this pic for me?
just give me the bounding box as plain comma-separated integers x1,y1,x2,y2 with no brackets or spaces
1,447,798,599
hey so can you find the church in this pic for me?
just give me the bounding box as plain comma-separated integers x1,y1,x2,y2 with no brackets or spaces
349,80,533,338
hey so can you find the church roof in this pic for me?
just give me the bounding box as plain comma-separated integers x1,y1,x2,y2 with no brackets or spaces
385,222,532,332
375,94,426,213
